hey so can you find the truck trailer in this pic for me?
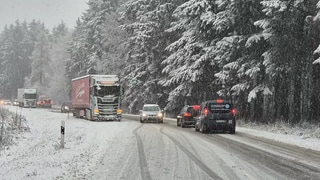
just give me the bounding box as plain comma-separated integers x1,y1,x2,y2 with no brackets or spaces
17,88,38,108
71,75,122,121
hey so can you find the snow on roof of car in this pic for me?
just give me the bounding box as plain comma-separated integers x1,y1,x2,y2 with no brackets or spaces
143,104,159,106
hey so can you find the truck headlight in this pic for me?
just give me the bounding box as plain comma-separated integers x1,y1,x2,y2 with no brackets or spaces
94,109,100,114
117,109,122,114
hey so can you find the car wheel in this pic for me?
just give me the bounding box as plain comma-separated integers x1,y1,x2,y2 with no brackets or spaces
195,125,199,132
201,124,207,134
140,117,143,123
230,128,235,134
176,119,180,126
180,120,184,128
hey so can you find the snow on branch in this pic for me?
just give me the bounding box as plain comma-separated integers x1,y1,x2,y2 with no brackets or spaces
248,85,272,102
245,34,263,48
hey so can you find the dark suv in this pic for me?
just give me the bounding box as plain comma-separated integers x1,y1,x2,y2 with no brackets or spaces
195,99,236,134
177,105,200,128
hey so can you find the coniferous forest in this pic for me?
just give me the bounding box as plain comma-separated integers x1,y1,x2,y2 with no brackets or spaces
1,0,320,124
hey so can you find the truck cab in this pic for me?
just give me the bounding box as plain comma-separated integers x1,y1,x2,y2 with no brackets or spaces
72,75,123,121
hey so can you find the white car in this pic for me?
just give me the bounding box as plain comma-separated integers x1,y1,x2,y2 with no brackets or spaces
139,104,164,123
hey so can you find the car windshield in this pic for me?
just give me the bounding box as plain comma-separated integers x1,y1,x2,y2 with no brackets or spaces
143,105,160,111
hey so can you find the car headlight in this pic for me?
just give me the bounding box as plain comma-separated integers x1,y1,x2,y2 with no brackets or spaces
142,113,147,117
228,120,233,124
157,113,163,118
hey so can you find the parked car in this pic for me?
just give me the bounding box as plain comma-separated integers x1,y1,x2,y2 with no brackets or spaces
177,105,200,128
195,99,236,134
139,104,164,123
61,102,73,113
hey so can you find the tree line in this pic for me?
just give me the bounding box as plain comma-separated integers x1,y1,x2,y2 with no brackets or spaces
1,0,320,124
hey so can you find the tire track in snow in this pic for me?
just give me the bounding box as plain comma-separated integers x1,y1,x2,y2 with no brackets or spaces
204,134,320,180
133,124,152,180
160,127,223,180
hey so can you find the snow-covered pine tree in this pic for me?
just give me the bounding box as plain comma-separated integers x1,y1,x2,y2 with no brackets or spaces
29,25,51,92
257,0,318,124
120,0,184,113
66,18,88,78
47,22,72,103
0,21,33,98
161,0,214,112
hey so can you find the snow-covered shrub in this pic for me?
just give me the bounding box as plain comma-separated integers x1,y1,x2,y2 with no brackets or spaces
0,107,29,152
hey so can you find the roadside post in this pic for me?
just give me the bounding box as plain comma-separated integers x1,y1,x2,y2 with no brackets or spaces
66,107,70,119
61,120,65,148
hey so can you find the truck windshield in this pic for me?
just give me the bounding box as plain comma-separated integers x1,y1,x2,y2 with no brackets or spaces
25,94,37,99
95,86,120,97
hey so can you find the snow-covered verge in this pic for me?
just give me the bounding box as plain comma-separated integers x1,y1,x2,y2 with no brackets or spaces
0,106,141,179
0,107,29,150
236,120,320,151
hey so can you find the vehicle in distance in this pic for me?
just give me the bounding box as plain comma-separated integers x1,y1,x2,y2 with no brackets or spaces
61,102,73,113
140,104,164,123
2,99,12,105
195,99,236,134
177,105,200,128
5,100,12,105
17,88,38,108
37,95,53,108
13,99,19,106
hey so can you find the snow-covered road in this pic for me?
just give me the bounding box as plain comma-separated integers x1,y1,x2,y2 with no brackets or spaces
1,106,320,180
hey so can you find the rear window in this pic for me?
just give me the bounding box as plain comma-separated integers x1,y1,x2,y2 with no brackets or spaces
187,107,200,116
209,103,232,113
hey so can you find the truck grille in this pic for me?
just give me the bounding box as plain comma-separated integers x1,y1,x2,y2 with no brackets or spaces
96,96,119,116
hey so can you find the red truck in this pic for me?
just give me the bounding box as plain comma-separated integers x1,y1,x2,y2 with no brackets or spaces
71,75,122,121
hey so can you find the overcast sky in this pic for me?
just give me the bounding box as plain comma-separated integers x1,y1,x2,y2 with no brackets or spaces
0,0,88,31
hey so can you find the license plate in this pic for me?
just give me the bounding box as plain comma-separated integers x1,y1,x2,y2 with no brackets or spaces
216,120,226,123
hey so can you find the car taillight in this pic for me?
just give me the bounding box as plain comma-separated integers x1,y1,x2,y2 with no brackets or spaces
232,108,236,115
193,105,200,110
204,108,209,116
216,99,224,103
184,112,192,117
